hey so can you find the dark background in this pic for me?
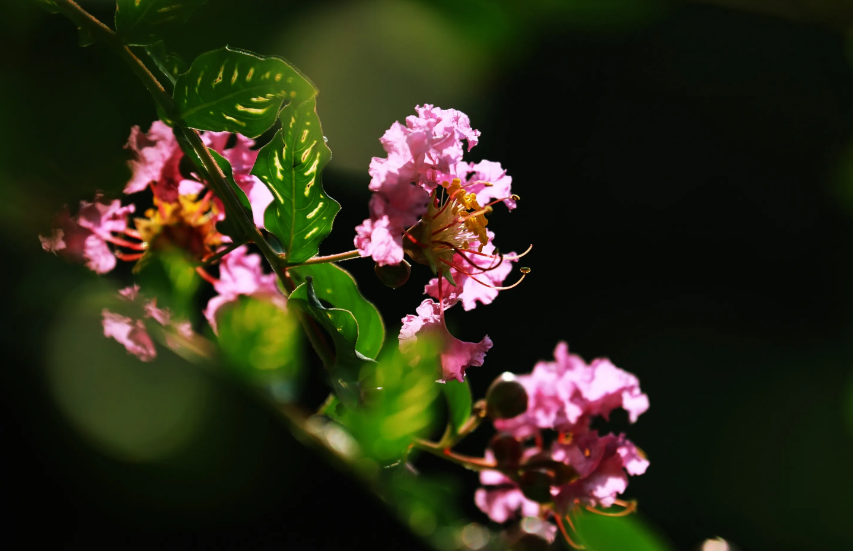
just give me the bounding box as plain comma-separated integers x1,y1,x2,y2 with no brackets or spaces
3,0,853,549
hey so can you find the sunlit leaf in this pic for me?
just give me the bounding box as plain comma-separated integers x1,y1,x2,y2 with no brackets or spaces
145,41,187,86
175,47,316,138
288,277,374,404
216,295,302,398
115,0,209,46
290,263,383,359
343,347,439,463
252,98,340,264
442,379,471,436
574,513,672,551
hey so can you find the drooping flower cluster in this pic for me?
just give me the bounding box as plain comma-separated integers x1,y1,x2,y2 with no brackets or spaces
358,105,529,382
102,285,192,362
475,342,649,546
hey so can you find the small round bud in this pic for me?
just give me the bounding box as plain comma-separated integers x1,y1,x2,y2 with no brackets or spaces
374,260,411,289
518,468,555,504
490,433,522,467
486,372,529,420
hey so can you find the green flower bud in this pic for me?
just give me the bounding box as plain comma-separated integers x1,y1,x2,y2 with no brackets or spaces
374,260,411,289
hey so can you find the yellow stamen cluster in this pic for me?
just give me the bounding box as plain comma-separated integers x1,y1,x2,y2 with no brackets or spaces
134,192,224,263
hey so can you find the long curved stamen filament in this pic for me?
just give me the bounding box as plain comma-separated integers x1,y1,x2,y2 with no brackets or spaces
585,499,637,517
440,259,529,290
482,196,517,209
103,235,146,250
123,228,142,239
402,229,430,249
433,241,504,274
115,251,144,261
195,266,219,285
552,511,585,549
462,179,494,188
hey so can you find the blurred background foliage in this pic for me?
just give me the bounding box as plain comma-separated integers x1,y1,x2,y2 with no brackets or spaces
3,0,853,549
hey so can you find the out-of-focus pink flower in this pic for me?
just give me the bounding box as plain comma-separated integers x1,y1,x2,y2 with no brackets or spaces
494,342,649,439
475,487,540,524
399,298,492,382
39,195,135,275
102,310,157,362
552,431,648,511
424,231,517,311
204,245,285,333
102,285,196,362
202,131,273,229
125,123,272,228
124,121,185,201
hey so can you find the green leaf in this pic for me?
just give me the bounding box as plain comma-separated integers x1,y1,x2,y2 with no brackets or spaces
133,249,200,320
145,41,187,86
252,98,340,264
343,348,439,463
208,149,252,239
36,0,59,14
574,514,672,551
175,47,316,138
216,295,302,399
288,277,374,404
115,0,209,46
289,263,384,359
442,379,472,436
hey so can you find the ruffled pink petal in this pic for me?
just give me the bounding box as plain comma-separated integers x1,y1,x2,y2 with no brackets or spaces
474,487,539,524
399,299,492,382
118,284,140,301
75,195,135,239
82,234,116,274
102,309,157,362
204,245,286,333
466,160,515,210
355,216,405,267
124,121,183,197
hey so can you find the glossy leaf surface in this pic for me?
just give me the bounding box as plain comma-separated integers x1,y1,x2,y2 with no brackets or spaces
175,47,315,138
344,348,439,463
145,41,187,86
288,277,374,404
575,514,672,551
115,0,209,46
289,263,383,359
442,379,472,436
253,98,339,264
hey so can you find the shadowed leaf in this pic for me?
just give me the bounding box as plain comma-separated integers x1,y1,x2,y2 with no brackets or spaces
115,0,209,46
442,379,472,437
290,263,384,359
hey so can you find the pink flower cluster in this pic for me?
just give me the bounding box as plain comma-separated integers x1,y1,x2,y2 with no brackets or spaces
102,285,192,362
358,106,524,382
125,121,273,227
475,342,649,525
40,194,135,274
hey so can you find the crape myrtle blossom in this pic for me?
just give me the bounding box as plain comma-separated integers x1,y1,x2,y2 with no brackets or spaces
356,105,522,282
474,342,649,547
102,285,192,362
399,298,492,383
494,342,650,440
124,121,273,228
203,245,286,333
39,193,136,274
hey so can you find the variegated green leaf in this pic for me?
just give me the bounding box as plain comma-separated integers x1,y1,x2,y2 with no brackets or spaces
115,0,209,46
252,98,340,264
175,47,316,138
